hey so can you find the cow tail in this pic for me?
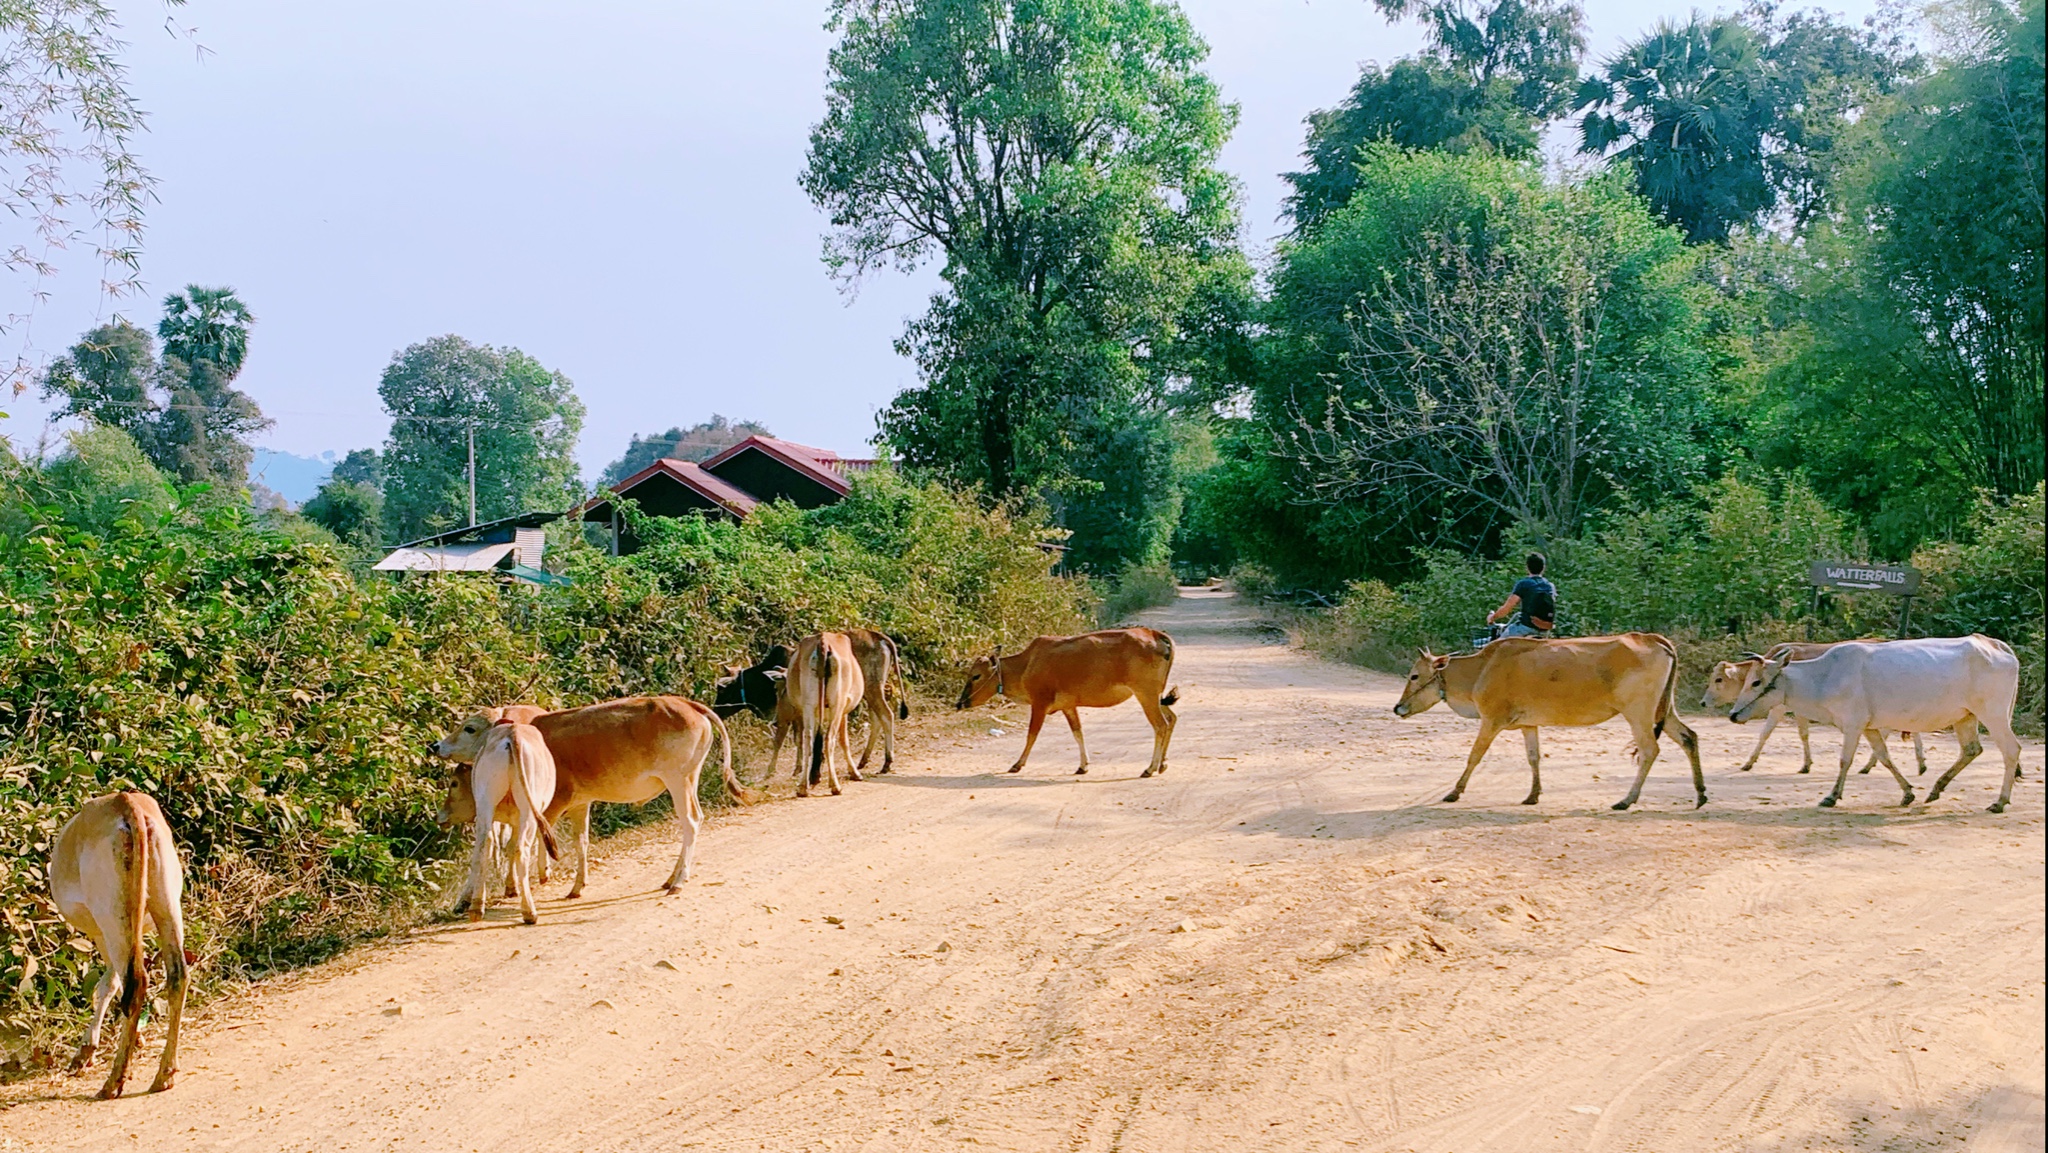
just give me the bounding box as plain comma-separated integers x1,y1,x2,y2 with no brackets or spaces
115,793,150,1022
693,702,758,806
810,646,834,787
1157,632,1179,709
1652,636,1680,740
508,733,562,860
888,634,910,721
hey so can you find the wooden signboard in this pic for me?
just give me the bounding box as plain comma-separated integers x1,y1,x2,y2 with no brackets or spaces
1809,560,1921,596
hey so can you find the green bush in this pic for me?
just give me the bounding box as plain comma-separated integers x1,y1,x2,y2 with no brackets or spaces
1298,476,2044,726
1097,564,1180,624
0,463,1091,1070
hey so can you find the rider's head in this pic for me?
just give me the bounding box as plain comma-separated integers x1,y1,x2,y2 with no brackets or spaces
1526,552,1546,576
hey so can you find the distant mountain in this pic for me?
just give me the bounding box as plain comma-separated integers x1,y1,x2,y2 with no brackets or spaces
249,449,336,505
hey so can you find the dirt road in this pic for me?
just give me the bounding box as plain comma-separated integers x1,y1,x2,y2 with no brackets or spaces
4,589,2042,1152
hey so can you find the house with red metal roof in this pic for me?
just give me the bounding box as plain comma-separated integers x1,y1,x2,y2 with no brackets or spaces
579,435,880,555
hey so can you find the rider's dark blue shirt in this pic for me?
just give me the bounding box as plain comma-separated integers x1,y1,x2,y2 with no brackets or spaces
1512,576,1555,628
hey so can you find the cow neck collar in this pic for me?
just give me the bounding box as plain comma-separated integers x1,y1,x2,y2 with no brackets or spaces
994,653,1007,696
1425,662,1448,704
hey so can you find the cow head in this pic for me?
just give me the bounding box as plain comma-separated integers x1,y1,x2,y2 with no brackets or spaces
430,707,511,764
1392,650,1450,718
1700,656,1765,710
955,651,1003,710
1727,654,1792,723
437,763,477,827
713,645,791,720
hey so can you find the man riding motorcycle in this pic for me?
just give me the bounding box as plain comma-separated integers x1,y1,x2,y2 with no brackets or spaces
1485,552,1555,642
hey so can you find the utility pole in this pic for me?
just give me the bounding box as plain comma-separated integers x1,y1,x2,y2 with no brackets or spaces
466,421,477,528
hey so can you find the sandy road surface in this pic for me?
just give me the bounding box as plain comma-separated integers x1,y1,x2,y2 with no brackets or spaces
4,589,2043,1152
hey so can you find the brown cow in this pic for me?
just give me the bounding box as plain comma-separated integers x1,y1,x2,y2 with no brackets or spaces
50,791,189,1099
786,631,866,797
735,627,911,782
955,628,1179,777
1393,633,1705,811
1702,642,1929,774
433,696,756,896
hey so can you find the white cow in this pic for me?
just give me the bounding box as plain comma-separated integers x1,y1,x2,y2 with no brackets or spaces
1729,635,2023,811
1702,643,1928,773
464,722,560,923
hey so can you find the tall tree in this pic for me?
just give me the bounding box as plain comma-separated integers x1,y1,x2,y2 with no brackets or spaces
1750,0,2043,551
1285,0,1584,232
1576,4,1915,244
600,415,772,485
39,287,270,487
1242,148,1713,582
151,286,268,486
378,335,585,539
802,0,1252,571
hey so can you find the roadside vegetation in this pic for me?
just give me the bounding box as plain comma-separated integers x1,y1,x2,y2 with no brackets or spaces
0,445,1088,1071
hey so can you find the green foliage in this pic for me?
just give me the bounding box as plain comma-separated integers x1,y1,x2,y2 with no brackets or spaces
1286,0,1584,232
39,289,272,489
1742,0,2044,551
803,0,1253,571
599,416,772,485
0,456,1089,1066
0,0,177,355
1296,476,2044,728
1249,148,1712,584
378,336,587,539
301,479,385,549
1576,5,1915,243
1098,563,1179,624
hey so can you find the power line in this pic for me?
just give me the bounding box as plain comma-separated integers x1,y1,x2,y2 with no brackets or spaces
31,396,567,431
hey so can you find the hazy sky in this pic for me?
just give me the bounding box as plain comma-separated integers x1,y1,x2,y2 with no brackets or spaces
5,0,1888,478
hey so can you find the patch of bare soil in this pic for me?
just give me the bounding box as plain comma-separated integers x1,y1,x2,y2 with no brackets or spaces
3,588,2041,1152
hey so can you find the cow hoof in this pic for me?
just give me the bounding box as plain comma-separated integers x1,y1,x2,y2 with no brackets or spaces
1695,795,1709,809
830,787,842,796
96,1083,122,1101
1007,765,1024,775
1898,793,1914,806
148,1072,175,1093
1798,767,1811,774
1519,796,1539,806
1075,766,1088,775
1739,764,1754,772
1989,801,2007,813
565,890,583,900
1610,800,1631,811
1818,796,1837,808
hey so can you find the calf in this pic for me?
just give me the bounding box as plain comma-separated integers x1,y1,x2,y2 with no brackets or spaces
1729,635,2023,811
1394,633,1705,811
954,628,1179,777
788,631,866,796
717,630,911,779
433,696,755,894
49,791,188,1098
463,722,561,924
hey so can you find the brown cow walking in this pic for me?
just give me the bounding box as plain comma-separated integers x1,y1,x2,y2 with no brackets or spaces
433,696,755,896
1393,633,1705,811
955,628,1179,777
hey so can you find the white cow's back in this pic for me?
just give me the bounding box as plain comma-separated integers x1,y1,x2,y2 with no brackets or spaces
1792,635,2018,733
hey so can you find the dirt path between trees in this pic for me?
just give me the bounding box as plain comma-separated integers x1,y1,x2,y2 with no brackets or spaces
4,588,2042,1152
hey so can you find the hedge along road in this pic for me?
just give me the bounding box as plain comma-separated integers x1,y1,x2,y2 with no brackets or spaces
2,589,2042,1152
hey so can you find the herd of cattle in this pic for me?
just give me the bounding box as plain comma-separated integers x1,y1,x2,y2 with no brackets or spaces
41,622,2025,1099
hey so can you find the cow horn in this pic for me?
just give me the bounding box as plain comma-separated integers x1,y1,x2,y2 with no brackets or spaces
1737,651,1765,662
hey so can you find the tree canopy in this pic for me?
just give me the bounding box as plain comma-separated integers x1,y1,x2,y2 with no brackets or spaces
600,416,772,486
803,0,1251,570
377,336,585,539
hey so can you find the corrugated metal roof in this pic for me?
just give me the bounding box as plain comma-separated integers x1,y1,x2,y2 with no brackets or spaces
373,541,518,573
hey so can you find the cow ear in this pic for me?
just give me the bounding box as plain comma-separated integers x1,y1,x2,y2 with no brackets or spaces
764,669,787,684
1432,656,1450,670
722,663,744,679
